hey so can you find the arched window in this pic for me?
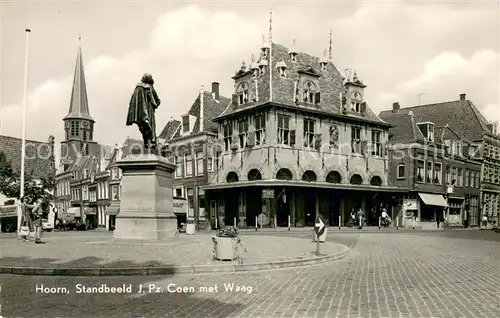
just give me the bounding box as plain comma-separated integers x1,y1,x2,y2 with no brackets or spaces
276,168,292,181
370,176,382,186
237,83,249,105
302,170,317,182
226,172,239,183
326,171,342,183
247,169,262,181
302,81,317,104
350,174,363,185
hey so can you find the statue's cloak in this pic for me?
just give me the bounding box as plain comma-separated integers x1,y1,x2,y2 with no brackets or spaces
126,82,160,144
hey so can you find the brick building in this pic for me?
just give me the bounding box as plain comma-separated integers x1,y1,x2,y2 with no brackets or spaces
201,39,405,229
380,105,481,229
158,83,230,228
380,94,500,228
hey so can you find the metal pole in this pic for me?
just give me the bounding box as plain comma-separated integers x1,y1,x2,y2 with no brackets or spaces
234,217,236,228
255,216,258,231
288,214,290,231
359,215,362,229
338,215,341,230
274,214,277,230
20,29,31,199
396,216,399,230
378,216,381,229
412,216,415,230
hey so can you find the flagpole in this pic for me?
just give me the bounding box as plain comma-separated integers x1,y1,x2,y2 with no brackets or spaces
20,29,31,199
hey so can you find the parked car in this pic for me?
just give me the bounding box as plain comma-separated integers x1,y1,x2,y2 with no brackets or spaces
42,219,54,232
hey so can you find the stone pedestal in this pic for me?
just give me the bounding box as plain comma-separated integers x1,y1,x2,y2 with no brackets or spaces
113,153,178,240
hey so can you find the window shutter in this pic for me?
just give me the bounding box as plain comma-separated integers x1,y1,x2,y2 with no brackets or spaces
247,132,255,147
290,130,296,145
232,94,238,105
231,135,238,150
314,133,322,150
360,102,367,114
315,92,321,104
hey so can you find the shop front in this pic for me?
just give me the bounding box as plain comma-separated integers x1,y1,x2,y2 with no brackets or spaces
202,181,404,229
417,193,448,229
84,206,97,229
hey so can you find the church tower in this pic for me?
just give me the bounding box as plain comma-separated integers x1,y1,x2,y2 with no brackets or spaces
60,39,100,171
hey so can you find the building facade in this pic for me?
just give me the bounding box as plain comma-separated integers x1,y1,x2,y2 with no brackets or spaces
380,94,499,228
381,106,481,229
202,39,404,229
158,83,230,228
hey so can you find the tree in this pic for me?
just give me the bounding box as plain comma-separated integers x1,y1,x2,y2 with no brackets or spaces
0,151,56,212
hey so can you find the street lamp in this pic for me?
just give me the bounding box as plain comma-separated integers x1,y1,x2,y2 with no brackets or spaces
20,29,32,199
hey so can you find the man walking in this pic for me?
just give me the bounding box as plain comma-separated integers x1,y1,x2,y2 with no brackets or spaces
31,199,44,244
18,196,34,241
356,208,364,229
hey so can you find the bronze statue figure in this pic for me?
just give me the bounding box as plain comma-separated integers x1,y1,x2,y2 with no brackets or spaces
126,73,161,153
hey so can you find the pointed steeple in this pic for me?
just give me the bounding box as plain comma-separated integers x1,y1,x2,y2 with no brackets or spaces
63,37,94,122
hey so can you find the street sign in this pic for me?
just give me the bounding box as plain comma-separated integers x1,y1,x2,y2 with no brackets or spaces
262,189,274,199
315,216,325,236
257,213,267,226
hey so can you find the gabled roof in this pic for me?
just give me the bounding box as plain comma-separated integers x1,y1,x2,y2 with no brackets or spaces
168,90,230,140
158,119,180,141
379,113,425,144
216,42,387,126
63,45,94,122
0,134,55,180
379,97,490,142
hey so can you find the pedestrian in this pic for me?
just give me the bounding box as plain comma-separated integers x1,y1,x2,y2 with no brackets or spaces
381,208,390,226
481,215,488,229
356,208,364,229
350,210,356,227
18,196,34,241
31,199,44,244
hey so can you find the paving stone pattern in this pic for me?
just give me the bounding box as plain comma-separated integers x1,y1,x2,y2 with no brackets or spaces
1,231,499,318
0,233,344,268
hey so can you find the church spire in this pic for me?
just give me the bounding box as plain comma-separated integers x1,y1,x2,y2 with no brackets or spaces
63,36,94,122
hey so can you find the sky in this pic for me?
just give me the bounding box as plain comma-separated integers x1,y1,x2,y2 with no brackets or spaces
1,1,499,158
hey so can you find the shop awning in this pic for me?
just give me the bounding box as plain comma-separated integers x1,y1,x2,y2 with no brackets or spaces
418,193,448,207
67,207,81,218
84,207,97,215
200,180,408,193
105,201,120,216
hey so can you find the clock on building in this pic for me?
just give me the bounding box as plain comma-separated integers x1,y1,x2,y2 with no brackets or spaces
82,121,89,127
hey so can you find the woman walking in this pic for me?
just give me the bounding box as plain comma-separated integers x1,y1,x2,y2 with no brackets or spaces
31,199,44,244
18,196,34,241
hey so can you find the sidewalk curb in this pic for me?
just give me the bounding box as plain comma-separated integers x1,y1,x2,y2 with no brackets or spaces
0,246,349,277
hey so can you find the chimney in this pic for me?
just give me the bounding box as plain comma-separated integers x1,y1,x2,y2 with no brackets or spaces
212,82,220,101
460,93,466,101
392,102,400,113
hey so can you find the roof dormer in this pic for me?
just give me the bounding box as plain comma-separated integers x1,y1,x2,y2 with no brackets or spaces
261,34,269,59
276,61,287,78
250,54,259,78
181,114,197,136
320,49,328,71
417,122,435,142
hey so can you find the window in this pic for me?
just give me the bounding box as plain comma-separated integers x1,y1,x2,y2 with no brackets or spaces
428,124,434,142
452,167,457,185
254,114,266,145
302,81,317,104
465,169,470,187
182,115,190,133
303,119,315,148
70,121,77,137
397,164,405,179
351,126,362,154
174,188,183,198
184,154,193,176
457,168,463,186
207,156,213,172
446,166,451,184
471,171,475,188
371,130,382,156
238,118,249,148
475,171,480,188
416,160,425,182
434,162,442,184
417,122,434,142
237,83,249,105
83,130,87,141
223,123,232,151
277,114,291,145
426,161,433,183
196,151,204,175
174,156,182,178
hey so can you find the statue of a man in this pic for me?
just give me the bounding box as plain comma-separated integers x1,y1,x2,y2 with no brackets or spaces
126,73,161,152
